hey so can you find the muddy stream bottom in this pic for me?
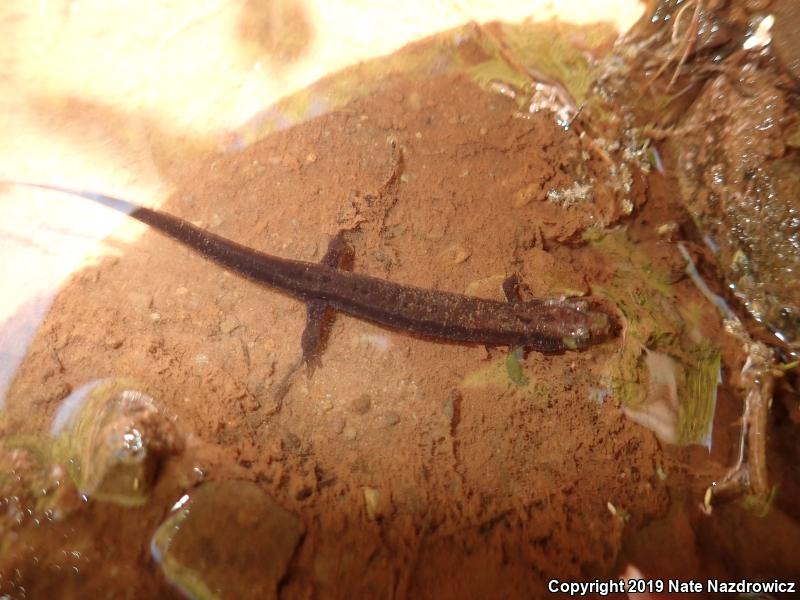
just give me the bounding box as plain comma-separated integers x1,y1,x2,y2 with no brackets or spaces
2,35,800,599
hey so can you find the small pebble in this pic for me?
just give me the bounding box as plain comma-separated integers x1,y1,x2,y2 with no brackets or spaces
283,432,301,450
241,393,261,413
260,395,280,416
656,222,679,240
321,396,335,412
331,417,346,435
245,373,265,396
349,394,372,415
302,241,318,259
452,247,470,264
442,244,471,265
363,487,381,520
382,411,401,427
127,291,152,311
219,315,240,334
443,396,455,423
342,425,358,441
105,335,124,350
512,183,543,208
443,389,462,430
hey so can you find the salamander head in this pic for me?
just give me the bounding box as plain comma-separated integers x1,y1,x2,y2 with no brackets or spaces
518,297,620,352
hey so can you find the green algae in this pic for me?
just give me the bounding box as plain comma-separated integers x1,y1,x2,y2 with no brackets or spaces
591,229,721,446
460,350,532,390
495,22,603,105
505,347,530,387
460,353,552,405
461,356,517,390
679,348,720,446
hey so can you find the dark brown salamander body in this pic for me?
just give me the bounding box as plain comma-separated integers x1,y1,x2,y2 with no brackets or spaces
6,182,618,352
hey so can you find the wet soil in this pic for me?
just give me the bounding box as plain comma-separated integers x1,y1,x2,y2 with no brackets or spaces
1,65,798,597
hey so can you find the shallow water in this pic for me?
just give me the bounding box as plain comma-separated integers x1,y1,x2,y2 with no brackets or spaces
2,2,799,598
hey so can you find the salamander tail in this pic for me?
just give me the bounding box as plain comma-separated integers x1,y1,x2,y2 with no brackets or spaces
1,180,139,215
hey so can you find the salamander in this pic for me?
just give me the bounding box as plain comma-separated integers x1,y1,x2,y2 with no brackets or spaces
5,182,619,357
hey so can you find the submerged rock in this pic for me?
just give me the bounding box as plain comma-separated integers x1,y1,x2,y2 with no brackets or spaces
51,379,181,506
151,480,305,600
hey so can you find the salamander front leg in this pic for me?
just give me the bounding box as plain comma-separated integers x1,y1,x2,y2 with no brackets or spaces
502,273,529,360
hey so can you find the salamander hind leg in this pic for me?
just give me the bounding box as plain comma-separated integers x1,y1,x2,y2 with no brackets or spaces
300,230,355,372
502,273,523,304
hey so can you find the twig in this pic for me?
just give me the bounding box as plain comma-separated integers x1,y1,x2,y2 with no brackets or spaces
667,0,703,92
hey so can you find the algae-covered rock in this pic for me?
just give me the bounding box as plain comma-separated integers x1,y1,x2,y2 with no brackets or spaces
151,480,305,600
587,1,800,349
